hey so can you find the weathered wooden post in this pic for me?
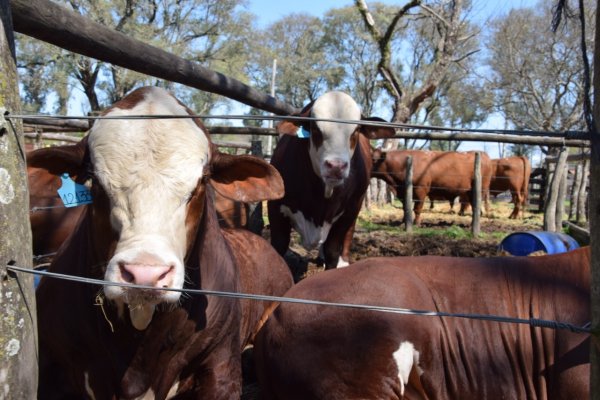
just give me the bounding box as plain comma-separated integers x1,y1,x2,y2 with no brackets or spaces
544,146,568,232
0,0,38,397
403,155,413,233
471,152,481,236
555,159,569,232
577,159,590,223
591,0,600,396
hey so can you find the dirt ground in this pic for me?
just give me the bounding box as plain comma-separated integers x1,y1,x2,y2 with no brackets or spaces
270,199,546,282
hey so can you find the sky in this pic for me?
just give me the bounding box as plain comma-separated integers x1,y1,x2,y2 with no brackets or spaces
245,0,540,27
241,0,543,162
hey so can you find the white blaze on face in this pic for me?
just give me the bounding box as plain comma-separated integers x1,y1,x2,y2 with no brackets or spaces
88,87,209,330
309,92,361,198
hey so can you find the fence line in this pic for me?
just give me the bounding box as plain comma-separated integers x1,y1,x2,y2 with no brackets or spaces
4,263,591,334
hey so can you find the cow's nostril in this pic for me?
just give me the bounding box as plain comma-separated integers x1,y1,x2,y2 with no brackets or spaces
119,263,135,283
158,266,174,281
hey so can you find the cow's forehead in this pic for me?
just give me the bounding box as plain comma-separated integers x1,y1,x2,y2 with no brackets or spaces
88,88,210,180
311,91,361,136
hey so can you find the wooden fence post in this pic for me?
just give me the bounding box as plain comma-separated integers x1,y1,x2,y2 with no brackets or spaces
471,152,481,236
544,146,568,232
0,0,38,397
590,1,600,395
577,159,590,223
555,160,568,232
404,156,413,233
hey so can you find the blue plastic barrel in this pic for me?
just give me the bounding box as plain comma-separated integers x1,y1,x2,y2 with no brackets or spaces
499,231,580,256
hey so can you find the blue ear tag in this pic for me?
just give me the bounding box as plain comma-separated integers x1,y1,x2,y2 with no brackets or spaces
296,126,311,139
57,173,93,208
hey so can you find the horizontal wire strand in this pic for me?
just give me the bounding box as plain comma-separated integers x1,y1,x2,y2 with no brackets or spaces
5,264,590,334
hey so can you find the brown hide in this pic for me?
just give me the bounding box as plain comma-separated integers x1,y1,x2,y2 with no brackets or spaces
35,87,293,399
255,248,590,400
490,156,532,219
372,149,492,224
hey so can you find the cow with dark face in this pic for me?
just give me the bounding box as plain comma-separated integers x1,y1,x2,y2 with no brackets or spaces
268,92,394,271
35,86,293,399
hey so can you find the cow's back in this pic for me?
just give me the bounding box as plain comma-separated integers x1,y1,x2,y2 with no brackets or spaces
255,248,590,400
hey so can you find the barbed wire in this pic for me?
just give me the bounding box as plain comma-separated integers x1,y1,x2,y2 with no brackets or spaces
4,263,590,334
5,112,590,140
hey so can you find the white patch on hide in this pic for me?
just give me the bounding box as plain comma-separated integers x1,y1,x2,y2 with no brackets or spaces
84,372,97,400
280,206,331,250
88,87,209,309
336,257,349,268
393,341,421,396
308,92,361,184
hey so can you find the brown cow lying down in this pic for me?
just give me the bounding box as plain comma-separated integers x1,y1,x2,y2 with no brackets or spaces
27,148,255,259
35,86,293,399
255,248,590,399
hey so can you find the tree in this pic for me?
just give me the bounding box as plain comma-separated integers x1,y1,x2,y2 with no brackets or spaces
486,0,595,154
247,13,343,109
322,5,388,116
355,0,481,149
16,0,254,113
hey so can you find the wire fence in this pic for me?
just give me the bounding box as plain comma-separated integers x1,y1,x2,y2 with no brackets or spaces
6,112,591,144
11,110,590,334
4,263,591,335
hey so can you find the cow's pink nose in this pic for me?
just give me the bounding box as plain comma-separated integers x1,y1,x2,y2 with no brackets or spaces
118,262,174,287
324,159,348,178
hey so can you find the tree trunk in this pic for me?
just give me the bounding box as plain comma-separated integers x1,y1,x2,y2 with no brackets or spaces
471,152,481,236
577,159,590,223
555,161,568,232
591,1,600,395
404,155,413,233
569,163,583,220
0,0,38,397
543,147,568,232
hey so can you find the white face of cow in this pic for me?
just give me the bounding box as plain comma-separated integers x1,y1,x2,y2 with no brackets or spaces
309,91,361,198
88,87,209,330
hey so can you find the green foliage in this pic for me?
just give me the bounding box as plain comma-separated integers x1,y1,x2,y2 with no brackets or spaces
16,0,253,114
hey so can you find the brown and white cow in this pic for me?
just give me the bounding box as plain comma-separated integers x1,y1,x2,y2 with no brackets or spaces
371,148,492,224
255,248,590,399
35,86,293,399
268,91,394,271
490,156,532,219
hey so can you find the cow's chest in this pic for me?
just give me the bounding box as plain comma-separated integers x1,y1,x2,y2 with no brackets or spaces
280,205,344,250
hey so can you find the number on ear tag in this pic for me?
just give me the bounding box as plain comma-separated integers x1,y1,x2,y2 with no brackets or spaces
296,126,311,139
57,173,93,208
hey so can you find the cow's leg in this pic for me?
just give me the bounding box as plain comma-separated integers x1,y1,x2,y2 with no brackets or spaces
510,191,523,219
267,201,292,257
322,213,359,269
413,195,425,225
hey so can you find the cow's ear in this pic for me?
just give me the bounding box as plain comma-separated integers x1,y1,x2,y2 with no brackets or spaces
210,152,284,202
360,117,396,139
276,103,313,136
26,137,90,180
276,120,301,136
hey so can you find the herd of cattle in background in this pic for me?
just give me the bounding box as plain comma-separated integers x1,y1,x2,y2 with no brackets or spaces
25,87,589,399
